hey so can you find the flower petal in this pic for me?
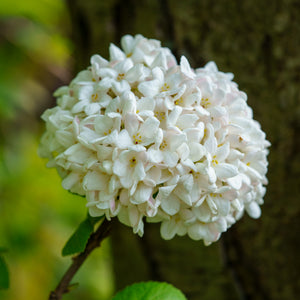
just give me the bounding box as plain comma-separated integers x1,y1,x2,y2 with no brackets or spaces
161,193,180,215
133,161,146,181
62,172,81,190
215,163,238,180
117,130,134,148
90,54,108,68
121,34,134,53
180,56,195,78
138,79,160,97
109,43,126,61
83,171,109,191
193,202,211,222
132,184,153,204
163,151,178,167
160,220,178,240
245,202,261,219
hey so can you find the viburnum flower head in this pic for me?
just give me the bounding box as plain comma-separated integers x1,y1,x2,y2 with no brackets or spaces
39,34,270,245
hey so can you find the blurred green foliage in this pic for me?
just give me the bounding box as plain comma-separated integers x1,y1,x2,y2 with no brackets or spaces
0,0,71,121
0,1,114,299
0,255,9,289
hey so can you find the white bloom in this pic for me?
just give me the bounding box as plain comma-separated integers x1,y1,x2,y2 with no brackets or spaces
113,148,148,194
40,34,270,245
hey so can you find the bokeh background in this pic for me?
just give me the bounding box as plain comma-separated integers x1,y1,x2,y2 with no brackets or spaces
0,0,299,299
0,1,114,299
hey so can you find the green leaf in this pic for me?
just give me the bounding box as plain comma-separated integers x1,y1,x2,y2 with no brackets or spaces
112,281,187,300
0,256,9,289
62,215,104,256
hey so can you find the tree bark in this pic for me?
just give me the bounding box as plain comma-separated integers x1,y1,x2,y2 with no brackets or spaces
67,1,300,299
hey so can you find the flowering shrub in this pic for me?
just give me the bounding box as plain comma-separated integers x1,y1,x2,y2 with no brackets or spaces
39,34,270,245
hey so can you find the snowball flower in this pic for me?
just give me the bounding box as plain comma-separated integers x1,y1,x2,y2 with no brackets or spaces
39,34,270,245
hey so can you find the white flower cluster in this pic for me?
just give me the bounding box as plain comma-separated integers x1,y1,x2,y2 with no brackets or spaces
39,34,270,245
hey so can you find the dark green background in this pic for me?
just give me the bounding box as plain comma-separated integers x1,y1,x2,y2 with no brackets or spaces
1,0,299,299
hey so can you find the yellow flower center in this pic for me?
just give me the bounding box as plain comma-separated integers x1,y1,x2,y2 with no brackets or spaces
155,111,166,121
91,93,98,102
160,140,168,150
175,97,184,105
133,133,142,144
212,155,219,166
107,89,116,98
161,83,170,92
210,193,222,197
189,170,200,179
201,98,211,108
104,129,112,136
117,73,125,81
130,157,137,168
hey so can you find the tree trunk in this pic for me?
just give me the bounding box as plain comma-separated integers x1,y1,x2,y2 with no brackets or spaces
67,1,300,299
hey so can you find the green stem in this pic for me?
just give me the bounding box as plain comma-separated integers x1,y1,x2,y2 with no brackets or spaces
49,218,113,300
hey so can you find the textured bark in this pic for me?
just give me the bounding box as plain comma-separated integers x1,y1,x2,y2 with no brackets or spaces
67,1,300,299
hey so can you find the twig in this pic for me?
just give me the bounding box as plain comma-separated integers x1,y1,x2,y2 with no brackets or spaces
49,218,113,300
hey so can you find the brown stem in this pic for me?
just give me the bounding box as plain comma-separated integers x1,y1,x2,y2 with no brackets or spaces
49,218,113,300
